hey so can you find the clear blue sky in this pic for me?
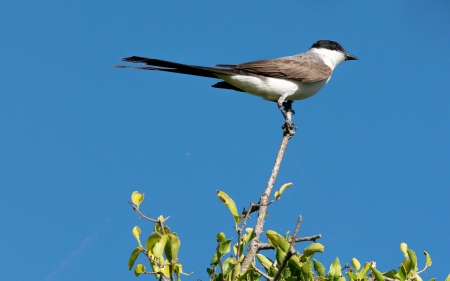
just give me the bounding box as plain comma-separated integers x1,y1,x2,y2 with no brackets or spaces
1,1,449,280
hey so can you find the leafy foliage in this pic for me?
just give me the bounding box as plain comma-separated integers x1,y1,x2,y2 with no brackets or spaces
128,191,192,280
128,185,445,281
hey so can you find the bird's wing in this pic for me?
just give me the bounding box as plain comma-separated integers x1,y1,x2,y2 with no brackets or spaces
218,54,332,83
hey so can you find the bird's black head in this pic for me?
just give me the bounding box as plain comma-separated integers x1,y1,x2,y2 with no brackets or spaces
310,40,358,61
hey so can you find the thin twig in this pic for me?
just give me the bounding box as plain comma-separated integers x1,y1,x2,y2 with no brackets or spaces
128,201,170,231
291,216,302,243
252,263,273,281
295,234,322,243
241,199,278,216
142,271,164,275
255,234,322,251
143,271,169,281
240,102,295,272
231,228,242,281
272,216,302,281
128,201,158,222
417,265,429,274
232,202,256,281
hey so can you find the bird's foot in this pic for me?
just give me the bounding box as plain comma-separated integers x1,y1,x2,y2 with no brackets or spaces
282,120,297,134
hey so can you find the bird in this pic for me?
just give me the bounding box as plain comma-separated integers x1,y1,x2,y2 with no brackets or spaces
116,40,357,129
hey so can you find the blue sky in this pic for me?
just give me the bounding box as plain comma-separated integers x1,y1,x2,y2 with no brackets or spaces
1,1,450,280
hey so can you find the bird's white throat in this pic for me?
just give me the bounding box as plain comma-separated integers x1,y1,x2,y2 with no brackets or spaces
308,48,346,70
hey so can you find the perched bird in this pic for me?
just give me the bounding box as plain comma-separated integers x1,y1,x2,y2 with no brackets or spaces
116,40,357,127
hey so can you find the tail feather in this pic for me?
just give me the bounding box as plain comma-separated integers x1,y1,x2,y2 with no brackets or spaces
116,56,237,79
116,56,251,93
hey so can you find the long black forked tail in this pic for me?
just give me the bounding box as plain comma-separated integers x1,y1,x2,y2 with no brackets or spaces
115,56,236,79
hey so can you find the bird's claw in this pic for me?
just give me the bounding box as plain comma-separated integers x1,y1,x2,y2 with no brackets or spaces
282,120,297,133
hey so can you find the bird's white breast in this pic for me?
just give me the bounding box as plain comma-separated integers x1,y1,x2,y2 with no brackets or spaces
214,73,331,101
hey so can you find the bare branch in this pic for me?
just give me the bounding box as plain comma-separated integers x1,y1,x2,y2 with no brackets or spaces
417,265,429,274
241,101,296,272
295,234,322,243
128,201,158,222
252,263,273,281
142,272,169,281
128,201,170,230
241,199,278,216
272,216,302,281
291,216,302,244
254,234,322,251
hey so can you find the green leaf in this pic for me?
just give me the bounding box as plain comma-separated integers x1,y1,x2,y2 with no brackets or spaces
286,277,297,281
329,258,342,281
288,254,302,273
396,264,407,281
282,266,292,279
400,243,408,257
131,191,144,206
338,277,346,281
357,262,370,279
174,264,182,281
128,247,141,270
446,275,450,281
402,259,411,275
207,267,215,276
256,254,274,270
235,228,256,257
216,232,226,243
217,190,241,225
218,239,232,255
383,270,397,279
132,226,142,247
416,274,424,281
274,182,293,200
358,262,371,279
211,253,219,266
346,271,358,281
266,230,290,252
242,228,255,246
173,264,192,281
155,224,171,235
268,266,278,277
303,243,325,257
146,232,162,252
428,278,436,281
214,273,224,281
238,268,258,281
370,267,385,281
153,234,168,259
164,234,181,262
134,264,146,277
162,262,171,277
275,248,286,265
301,259,313,281
407,249,417,271
351,258,361,272
424,251,432,267
313,259,325,277
222,257,237,276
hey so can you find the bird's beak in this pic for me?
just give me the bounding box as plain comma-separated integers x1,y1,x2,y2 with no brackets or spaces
345,53,358,61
